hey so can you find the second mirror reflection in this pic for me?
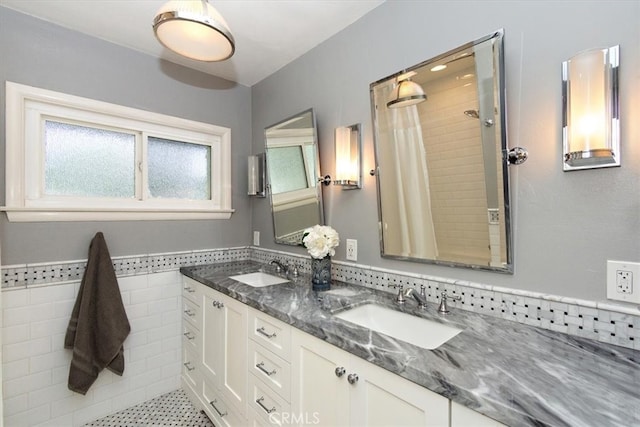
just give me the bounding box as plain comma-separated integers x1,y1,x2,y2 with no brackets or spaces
264,109,324,245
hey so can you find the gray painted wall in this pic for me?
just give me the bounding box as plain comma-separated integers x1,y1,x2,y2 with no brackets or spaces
251,0,640,302
0,6,253,265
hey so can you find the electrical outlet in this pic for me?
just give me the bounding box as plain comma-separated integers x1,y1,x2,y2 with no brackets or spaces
617,271,632,294
346,239,357,261
607,260,640,303
253,231,260,246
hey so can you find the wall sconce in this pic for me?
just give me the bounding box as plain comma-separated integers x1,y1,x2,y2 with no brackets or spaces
247,153,266,197
333,124,362,189
562,45,619,171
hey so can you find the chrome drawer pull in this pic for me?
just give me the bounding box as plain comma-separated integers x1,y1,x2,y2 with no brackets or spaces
256,361,277,376
209,399,227,417
256,397,276,414
183,362,195,372
184,287,195,293
256,326,277,339
347,373,359,385
184,309,195,317
335,367,346,377
183,332,195,340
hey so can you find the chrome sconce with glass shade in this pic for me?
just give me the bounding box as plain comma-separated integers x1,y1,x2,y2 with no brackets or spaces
247,153,266,197
562,45,620,171
333,124,362,189
317,124,363,190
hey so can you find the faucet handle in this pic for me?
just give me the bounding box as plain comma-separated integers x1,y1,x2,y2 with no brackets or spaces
291,264,299,277
438,291,461,314
420,284,426,297
389,284,406,304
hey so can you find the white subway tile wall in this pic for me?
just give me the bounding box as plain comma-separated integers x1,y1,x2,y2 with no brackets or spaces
2,271,184,426
2,244,639,425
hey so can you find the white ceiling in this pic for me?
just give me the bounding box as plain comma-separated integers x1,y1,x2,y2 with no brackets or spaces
0,0,385,86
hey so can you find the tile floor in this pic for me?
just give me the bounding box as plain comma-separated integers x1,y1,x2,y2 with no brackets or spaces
84,389,214,427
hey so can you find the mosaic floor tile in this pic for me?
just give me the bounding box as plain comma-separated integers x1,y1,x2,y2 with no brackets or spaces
84,389,214,427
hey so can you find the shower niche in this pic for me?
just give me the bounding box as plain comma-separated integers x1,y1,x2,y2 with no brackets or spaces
370,29,515,273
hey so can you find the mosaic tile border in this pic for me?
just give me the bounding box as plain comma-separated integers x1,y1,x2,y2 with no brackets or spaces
1,247,250,289
2,246,638,350
249,248,640,351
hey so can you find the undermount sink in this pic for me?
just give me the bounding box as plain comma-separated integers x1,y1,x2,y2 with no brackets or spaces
334,303,462,350
229,272,289,287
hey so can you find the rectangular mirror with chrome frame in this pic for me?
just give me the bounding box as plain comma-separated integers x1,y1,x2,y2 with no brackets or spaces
370,30,515,273
265,109,324,245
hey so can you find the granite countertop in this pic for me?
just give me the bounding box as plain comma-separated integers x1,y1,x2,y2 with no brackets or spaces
180,261,640,427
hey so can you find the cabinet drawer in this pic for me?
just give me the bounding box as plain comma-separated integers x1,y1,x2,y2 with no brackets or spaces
248,340,291,401
182,319,200,353
183,298,200,328
248,308,291,360
202,378,245,427
182,277,201,305
182,346,199,391
248,374,291,426
247,407,271,427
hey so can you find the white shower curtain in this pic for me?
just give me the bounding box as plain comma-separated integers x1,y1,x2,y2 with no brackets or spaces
379,85,438,259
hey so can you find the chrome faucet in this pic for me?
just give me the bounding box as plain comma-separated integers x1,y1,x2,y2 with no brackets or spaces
269,260,299,277
404,285,428,309
270,259,287,273
438,291,461,314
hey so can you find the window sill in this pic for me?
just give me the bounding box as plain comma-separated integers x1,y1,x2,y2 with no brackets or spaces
1,207,234,222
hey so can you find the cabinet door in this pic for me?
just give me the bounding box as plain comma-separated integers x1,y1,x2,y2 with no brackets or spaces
291,330,350,427
349,356,449,427
202,290,223,385
451,401,507,427
219,292,248,415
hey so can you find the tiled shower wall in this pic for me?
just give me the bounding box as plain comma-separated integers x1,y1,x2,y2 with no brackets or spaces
1,243,638,424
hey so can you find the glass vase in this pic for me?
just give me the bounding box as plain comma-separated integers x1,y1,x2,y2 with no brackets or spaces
311,255,331,291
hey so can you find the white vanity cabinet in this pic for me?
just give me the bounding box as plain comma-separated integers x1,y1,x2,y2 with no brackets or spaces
181,275,508,427
181,277,248,427
291,329,450,427
201,284,248,423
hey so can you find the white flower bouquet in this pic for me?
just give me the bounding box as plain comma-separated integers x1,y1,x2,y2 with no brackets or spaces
302,225,340,259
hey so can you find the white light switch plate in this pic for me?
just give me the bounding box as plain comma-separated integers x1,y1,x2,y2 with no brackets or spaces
607,260,640,304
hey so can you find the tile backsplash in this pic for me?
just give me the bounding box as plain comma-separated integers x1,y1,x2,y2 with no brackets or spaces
2,246,639,350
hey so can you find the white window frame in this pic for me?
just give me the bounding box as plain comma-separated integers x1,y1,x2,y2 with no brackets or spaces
267,134,318,212
3,82,233,221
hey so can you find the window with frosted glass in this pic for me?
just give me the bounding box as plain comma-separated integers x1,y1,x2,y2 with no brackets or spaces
268,146,309,194
147,136,211,200
303,144,317,188
44,121,135,198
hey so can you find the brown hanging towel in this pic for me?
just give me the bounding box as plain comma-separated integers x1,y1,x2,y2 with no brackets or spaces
64,232,131,395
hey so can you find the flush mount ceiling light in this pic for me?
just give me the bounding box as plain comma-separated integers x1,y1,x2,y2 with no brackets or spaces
387,71,427,109
152,0,235,62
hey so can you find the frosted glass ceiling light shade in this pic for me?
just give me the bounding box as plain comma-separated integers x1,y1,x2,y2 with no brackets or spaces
562,45,619,171
387,79,427,109
153,0,235,62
